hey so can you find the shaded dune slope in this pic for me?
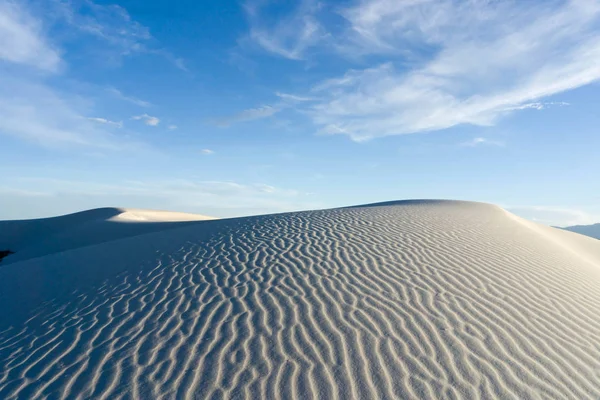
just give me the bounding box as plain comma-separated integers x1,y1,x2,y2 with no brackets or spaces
0,208,214,264
1,200,599,399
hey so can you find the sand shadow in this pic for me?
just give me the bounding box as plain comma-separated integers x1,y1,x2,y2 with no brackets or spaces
0,208,212,265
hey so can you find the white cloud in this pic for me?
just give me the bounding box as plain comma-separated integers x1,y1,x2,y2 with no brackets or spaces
460,137,504,148
0,3,151,150
167,124,177,130
173,57,187,72
52,0,150,54
275,92,316,102
243,0,600,141
504,102,571,112
200,149,214,155
244,0,326,60
215,105,280,127
106,87,151,107
0,0,61,71
37,0,185,70
132,113,160,126
87,117,122,128
0,75,137,149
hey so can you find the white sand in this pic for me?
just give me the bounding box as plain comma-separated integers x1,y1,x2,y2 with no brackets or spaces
0,200,599,399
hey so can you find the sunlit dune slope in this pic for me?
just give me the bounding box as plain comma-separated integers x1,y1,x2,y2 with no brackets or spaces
0,200,599,399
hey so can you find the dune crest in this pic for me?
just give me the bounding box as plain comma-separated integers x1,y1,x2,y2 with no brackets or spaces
110,208,215,223
0,208,215,264
1,200,599,399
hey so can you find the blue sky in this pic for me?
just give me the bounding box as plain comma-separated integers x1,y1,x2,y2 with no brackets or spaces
1,0,599,226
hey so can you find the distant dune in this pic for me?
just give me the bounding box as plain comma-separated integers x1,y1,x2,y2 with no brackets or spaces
563,223,600,240
1,200,599,399
0,207,214,264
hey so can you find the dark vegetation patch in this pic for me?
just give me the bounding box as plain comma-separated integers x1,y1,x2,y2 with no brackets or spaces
0,250,14,263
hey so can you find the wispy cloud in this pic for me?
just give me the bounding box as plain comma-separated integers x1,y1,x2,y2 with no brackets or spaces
275,92,316,102
39,0,186,70
0,1,170,149
504,102,570,112
54,0,150,52
214,93,313,127
0,0,61,71
214,105,280,127
167,124,177,130
171,56,188,72
0,76,134,148
243,0,326,60
460,137,504,148
0,177,319,219
145,49,189,71
243,0,600,141
106,87,151,107
200,149,214,155
0,3,125,148
132,113,160,126
87,117,123,128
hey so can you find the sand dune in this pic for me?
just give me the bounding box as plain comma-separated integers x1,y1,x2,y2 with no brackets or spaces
0,207,214,264
1,200,599,399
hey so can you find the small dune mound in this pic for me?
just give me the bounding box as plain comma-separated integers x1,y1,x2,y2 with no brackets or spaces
0,200,599,399
0,208,215,264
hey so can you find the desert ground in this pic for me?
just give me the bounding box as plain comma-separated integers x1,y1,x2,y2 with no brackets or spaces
1,200,599,399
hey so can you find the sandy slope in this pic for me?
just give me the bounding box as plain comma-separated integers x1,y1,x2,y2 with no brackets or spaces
0,200,599,399
564,223,600,240
0,208,214,264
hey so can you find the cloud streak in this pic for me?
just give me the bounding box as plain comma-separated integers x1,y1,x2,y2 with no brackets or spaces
55,0,151,51
0,177,318,219
0,76,133,148
0,0,61,71
87,117,123,128
37,0,186,70
0,3,124,149
214,105,280,127
0,1,177,149
107,87,151,107
244,0,326,60
132,113,160,126
275,92,316,102
460,137,504,148
243,0,600,141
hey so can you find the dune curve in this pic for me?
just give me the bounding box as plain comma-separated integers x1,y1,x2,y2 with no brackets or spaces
0,207,214,264
0,200,599,399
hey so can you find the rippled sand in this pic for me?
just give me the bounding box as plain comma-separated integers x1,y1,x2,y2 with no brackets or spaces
1,200,599,399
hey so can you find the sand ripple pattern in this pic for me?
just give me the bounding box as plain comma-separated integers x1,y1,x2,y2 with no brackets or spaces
1,201,600,399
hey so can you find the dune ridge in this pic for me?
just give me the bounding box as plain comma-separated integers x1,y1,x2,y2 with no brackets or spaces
0,200,599,399
0,207,214,264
